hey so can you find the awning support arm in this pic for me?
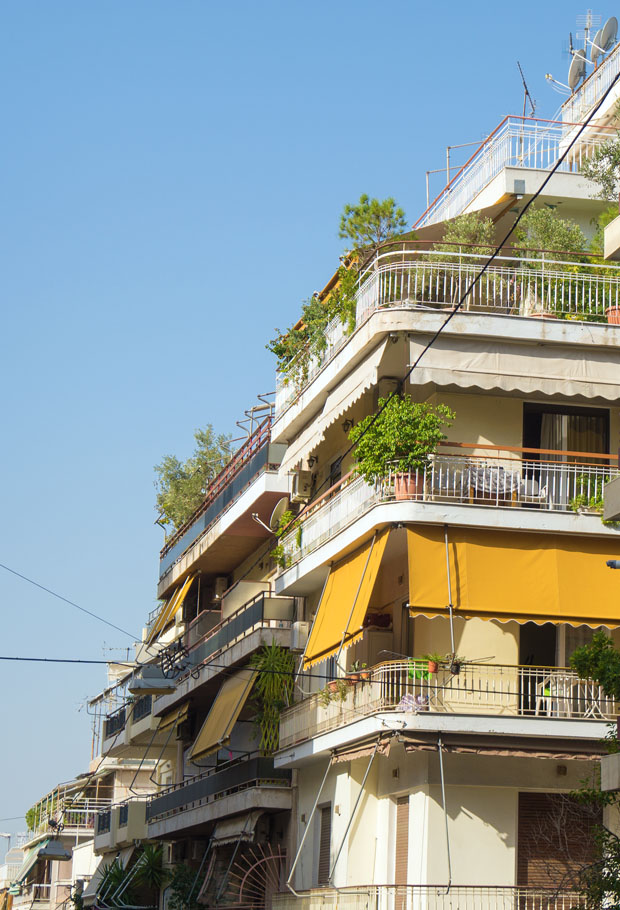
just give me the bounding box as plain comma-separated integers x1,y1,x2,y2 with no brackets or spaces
295,567,332,686
444,525,456,657
286,756,332,896
335,531,378,672
438,735,452,894
328,741,379,884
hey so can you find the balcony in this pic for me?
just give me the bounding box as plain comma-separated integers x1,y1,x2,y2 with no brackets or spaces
562,38,620,124
12,883,72,910
145,755,292,837
275,248,620,415
272,885,585,910
414,116,610,229
279,447,618,569
27,792,112,840
279,659,617,750
157,417,288,594
153,592,295,704
94,799,147,851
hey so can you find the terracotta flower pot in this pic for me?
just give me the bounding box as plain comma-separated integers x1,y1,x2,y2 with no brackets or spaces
395,473,424,500
359,671,370,681
347,673,360,685
606,306,620,325
427,660,439,674
530,312,558,319
328,680,339,694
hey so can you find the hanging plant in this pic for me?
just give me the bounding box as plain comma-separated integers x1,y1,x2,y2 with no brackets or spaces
271,509,302,569
250,642,295,753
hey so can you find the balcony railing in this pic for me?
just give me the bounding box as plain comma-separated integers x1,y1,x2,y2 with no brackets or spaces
280,660,617,747
280,446,618,567
158,591,295,684
132,693,152,722
104,705,126,739
28,796,112,837
158,416,282,579
13,883,72,907
275,248,620,413
272,885,585,910
96,809,111,834
562,39,620,123
146,755,291,822
415,116,613,228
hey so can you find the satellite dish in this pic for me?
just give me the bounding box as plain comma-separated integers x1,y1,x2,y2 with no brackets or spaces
269,497,290,531
592,27,604,62
600,15,619,51
568,51,587,90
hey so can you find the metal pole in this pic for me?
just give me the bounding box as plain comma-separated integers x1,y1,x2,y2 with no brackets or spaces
286,757,332,896
446,147,451,185
294,566,332,686
443,525,456,656
329,742,380,884
335,532,378,671
437,736,452,893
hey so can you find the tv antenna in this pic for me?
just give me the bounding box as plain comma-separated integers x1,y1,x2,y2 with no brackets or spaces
517,61,536,117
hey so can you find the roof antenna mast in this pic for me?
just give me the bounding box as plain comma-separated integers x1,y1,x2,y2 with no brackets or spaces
517,60,536,118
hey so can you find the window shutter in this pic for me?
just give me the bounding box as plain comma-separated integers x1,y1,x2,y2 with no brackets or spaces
318,806,332,885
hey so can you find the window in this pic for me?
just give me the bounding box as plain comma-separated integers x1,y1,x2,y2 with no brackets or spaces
523,403,609,463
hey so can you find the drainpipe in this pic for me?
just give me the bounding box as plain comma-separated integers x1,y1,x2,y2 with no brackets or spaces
286,757,333,896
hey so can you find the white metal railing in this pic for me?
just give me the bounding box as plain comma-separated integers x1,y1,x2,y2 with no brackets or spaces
281,458,617,567
562,41,620,124
416,116,612,228
13,883,73,907
29,796,112,837
279,660,617,748
275,248,620,414
273,885,586,910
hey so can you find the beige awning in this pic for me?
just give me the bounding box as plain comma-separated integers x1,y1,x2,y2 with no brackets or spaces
211,810,263,844
332,738,392,763
408,335,620,401
189,669,257,761
280,338,389,472
158,702,190,732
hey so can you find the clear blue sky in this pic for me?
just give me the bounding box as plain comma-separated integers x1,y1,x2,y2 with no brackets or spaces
0,0,594,846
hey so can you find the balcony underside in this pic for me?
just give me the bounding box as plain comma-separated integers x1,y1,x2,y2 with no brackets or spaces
275,711,607,769
158,473,288,598
147,785,292,839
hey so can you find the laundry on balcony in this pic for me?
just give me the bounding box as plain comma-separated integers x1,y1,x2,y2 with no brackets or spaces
407,525,620,626
302,529,390,669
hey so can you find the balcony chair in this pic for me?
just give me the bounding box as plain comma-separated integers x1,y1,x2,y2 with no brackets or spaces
516,477,550,507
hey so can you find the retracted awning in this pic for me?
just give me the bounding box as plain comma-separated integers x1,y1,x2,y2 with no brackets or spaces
82,846,134,907
158,702,190,732
280,339,389,473
407,526,620,627
408,335,620,402
303,529,390,669
147,574,195,644
211,810,263,845
12,840,49,886
188,669,257,761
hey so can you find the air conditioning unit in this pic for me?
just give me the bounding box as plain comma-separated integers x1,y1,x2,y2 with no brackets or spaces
291,621,310,651
213,576,228,601
291,471,312,503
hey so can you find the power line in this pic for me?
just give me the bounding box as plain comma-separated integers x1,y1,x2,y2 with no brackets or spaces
0,562,140,641
0,656,135,666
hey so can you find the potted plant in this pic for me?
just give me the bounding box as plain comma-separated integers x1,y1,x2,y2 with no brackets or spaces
423,652,444,674
347,660,368,683
348,395,454,499
319,679,349,707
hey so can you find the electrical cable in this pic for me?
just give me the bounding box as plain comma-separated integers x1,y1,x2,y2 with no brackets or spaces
0,562,140,641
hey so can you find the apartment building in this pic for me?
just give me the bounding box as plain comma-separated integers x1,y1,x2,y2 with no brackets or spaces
266,38,620,910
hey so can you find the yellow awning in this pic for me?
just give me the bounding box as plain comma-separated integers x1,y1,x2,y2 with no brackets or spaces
147,574,195,644
407,526,620,627
303,529,390,669
188,668,257,761
158,702,190,732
